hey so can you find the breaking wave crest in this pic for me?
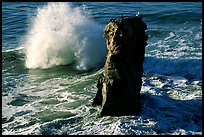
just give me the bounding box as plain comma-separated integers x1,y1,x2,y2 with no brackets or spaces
23,2,107,70
144,57,202,80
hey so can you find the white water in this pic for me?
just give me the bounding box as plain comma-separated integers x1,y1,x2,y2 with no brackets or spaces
3,2,202,135
144,56,202,80
2,70,202,135
23,3,107,70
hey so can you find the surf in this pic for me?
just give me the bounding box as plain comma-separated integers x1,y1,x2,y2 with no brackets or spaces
22,2,107,70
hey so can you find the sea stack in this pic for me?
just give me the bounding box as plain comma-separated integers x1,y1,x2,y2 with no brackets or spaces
93,16,148,117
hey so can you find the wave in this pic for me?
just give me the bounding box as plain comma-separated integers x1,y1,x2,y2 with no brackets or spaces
144,56,202,80
3,48,202,80
2,48,25,63
2,48,27,75
22,2,107,70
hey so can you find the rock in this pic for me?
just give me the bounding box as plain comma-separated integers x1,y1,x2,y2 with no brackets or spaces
93,16,148,117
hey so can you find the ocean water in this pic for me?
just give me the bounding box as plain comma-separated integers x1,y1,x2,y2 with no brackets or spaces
2,2,202,135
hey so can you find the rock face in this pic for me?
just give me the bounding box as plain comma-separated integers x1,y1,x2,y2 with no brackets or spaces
93,16,148,117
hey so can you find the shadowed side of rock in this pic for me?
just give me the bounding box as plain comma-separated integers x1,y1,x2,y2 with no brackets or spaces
93,16,148,117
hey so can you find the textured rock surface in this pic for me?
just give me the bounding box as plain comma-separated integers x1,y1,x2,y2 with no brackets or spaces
93,16,148,117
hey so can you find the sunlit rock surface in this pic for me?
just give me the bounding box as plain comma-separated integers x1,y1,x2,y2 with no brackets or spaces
93,16,148,116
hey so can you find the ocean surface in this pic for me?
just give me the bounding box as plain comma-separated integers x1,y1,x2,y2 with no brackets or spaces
2,2,202,135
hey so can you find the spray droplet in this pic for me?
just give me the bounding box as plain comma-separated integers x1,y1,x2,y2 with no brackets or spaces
136,12,140,16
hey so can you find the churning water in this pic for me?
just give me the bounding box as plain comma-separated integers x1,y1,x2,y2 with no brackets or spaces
2,2,202,135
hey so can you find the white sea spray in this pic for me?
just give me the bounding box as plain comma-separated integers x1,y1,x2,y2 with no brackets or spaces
23,2,107,70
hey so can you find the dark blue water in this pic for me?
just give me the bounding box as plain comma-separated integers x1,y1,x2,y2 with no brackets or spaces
2,2,202,135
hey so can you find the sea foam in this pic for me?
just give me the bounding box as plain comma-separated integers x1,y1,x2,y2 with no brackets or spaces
144,56,202,80
23,3,107,70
